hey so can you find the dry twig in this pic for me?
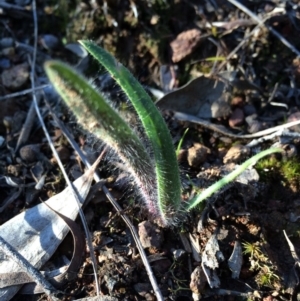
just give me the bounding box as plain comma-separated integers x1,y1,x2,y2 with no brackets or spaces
0,85,49,102
0,236,60,300
28,0,101,295
227,0,300,57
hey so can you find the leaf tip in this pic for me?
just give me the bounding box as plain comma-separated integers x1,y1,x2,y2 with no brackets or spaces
43,60,53,70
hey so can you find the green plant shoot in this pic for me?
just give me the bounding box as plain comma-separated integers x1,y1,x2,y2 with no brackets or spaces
176,128,189,157
79,40,182,224
44,61,160,218
185,148,282,210
44,40,283,226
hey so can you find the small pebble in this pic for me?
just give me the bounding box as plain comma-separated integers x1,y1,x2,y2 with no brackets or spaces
211,99,231,118
264,2,275,13
245,114,257,124
7,164,22,177
145,293,155,301
1,63,29,91
19,144,40,163
187,143,210,168
39,34,60,51
223,144,250,164
282,144,297,158
219,137,232,145
65,42,88,58
236,167,259,184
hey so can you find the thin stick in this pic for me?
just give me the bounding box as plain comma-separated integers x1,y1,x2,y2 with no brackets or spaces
215,22,262,72
0,85,49,101
174,112,300,139
0,236,59,300
283,230,300,262
15,0,38,152
14,75,40,153
16,42,50,59
227,0,300,57
0,2,27,11
30,0,100,295
13,0,40,153
14,2,49,153
246,129,300,148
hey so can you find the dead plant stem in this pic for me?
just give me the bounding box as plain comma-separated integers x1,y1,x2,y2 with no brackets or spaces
0,236,59,300
0,85,49,102
29,0,100,296
227,0,300,57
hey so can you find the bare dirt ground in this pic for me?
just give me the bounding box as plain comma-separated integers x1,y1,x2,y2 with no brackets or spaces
1,1,300,301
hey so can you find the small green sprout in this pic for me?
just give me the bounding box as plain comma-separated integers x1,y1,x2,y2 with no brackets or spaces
242,241,279,288
242,241,264,260
257,266,279,288
176,128,189,157
44,40,282,226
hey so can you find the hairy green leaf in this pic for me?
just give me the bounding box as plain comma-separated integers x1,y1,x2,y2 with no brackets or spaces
44,61,160,216
80,40,181,225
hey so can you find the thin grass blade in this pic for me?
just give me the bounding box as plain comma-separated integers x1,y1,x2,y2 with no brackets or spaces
185,148,282,210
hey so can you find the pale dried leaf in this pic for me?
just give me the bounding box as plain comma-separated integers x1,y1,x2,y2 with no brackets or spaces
0,165,95,301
